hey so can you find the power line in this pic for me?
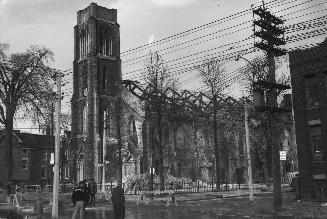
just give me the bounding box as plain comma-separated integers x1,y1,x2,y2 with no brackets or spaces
120,0,295,57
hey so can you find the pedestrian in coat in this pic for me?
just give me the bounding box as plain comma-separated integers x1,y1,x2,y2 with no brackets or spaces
7,182,16,205
111,184,125,219
71,181,89,219
88,179,97,206
293,173,301,201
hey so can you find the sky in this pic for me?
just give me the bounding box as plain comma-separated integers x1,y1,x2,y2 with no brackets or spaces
0,0,255,68
0,0,326,132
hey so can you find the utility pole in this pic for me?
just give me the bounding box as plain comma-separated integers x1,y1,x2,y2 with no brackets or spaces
253,2,288,211
102,110,107,193
52,71,61,219
244,100,254,202
235,55,258,202
116,87,123,185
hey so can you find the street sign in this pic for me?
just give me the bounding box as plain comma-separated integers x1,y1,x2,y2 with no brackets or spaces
279,151,286,160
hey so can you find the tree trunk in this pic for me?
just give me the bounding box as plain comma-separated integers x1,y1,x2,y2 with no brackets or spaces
213,113,220,191
4,112,14,187
263,140,271,187
158,113,165,191
171,127,177,176
141,120,148,174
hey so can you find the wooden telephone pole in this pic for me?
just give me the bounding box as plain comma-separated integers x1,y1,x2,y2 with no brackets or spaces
52,71,61,219
252,2,289,211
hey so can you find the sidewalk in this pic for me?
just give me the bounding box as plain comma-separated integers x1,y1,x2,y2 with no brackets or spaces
123,184,281,205
3,184,327,218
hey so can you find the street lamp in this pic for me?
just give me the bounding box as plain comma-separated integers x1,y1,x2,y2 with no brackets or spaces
235,55,254,202
235,55,256,82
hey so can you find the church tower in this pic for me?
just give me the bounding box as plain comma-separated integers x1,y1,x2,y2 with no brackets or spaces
71,3,121,183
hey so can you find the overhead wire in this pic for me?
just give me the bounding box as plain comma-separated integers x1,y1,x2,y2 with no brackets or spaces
122,1,326,77
120,0,297,57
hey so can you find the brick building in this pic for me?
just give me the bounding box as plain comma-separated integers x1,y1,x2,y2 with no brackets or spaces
0,131,54,187
289,38,327,199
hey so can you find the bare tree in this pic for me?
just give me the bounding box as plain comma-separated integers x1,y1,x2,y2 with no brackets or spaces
143,51,177,191
195,57,227,190
0,43,54,186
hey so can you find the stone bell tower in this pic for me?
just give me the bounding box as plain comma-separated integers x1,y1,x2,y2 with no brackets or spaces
71,2,121,183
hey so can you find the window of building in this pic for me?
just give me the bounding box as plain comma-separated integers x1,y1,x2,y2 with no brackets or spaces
65,149,69,161
21,158,28,170
41,166,47,179
43,151,48,161
310,125,322,152
98,26,112,56
102,66,108,90
82,105,87,133
22,149,28,155
82,65,88,96
99,27,105,55
305,75,319,107
80,30,85,58
79,28,89,58
64,165,69,179
104,34,112,56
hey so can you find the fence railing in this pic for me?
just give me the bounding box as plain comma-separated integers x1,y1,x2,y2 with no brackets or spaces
13,172,297,197
122,180,268,195
282,172,298,184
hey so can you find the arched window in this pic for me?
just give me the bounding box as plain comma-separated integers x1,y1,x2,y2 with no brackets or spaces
98,26,112,56
102,66,107,90
82,65,88,95
99,27,105,55
82,30,85,57
82,104,87,133
80,29,87,58
79,31,83,58
105,30,111,56
85,28,89,55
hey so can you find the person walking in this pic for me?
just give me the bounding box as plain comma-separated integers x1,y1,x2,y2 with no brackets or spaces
71,181,89,219
7,181,16,205
88,179,97,206
292,173,301,201
111,184,125,219
34,196,43,219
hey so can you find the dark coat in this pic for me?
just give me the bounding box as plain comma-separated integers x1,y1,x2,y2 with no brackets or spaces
7,184,15,195
111,186,125,219
88,180,97,194
71,186,89,205
111,186,125,205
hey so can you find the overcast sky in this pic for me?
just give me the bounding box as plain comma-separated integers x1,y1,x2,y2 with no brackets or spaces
0,0,326,132
1,0,325,75
0,0,260,69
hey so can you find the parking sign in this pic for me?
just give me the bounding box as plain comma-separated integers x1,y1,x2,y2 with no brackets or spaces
280,151,286,160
